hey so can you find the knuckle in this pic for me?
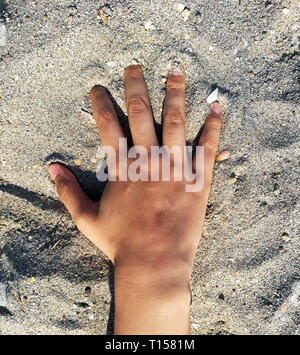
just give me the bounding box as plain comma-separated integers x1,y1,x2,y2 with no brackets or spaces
167,80,185,91
97,109,113,122
94,109,114,128
164,107,184,126
201,137,217,154
139,156,150,173
127,97,147,115
107,158,119,180
206,117,221,130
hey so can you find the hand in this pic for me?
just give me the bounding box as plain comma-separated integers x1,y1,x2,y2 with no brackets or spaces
48,65,222,334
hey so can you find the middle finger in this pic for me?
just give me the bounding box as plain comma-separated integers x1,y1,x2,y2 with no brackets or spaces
125,65,158,150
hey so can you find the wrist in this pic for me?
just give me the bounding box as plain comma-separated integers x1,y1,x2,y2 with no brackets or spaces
113,264,191,335
114,266,191,297
113,244,193,334
114,253,192,294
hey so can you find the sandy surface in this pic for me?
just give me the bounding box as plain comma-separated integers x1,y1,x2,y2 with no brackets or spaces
0,0,299,334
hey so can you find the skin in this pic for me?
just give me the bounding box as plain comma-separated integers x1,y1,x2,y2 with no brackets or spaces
48,65,222,335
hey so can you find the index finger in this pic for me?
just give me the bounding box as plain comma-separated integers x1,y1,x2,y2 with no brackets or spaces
90,85,125,153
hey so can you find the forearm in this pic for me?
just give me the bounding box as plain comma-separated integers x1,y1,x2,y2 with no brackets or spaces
113,264,191,335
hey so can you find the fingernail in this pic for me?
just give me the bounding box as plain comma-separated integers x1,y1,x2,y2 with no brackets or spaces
169,68,184,77
211,102,221,114
48,164,63,180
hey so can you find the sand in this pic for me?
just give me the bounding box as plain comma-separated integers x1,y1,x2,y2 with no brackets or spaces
0,0,299,334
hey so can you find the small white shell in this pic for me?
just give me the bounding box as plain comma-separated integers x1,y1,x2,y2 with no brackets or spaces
175,3,185,12
0,20,6,47
106,61,116,68
216,151,230,162
206,88,219,104
88,313,95,321
182,9,190,22
144,20,156,31
282,8,290,14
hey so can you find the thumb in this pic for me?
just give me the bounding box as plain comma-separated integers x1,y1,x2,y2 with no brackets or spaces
48,163,97,222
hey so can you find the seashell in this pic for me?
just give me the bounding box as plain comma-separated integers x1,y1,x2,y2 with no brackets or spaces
144,21,156,31
182,9,190,22
216,151,230,162
206,88,218,104
175,3,185,12
106,61,116,68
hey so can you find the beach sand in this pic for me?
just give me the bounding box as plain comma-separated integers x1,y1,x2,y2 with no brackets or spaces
0,0,299,334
